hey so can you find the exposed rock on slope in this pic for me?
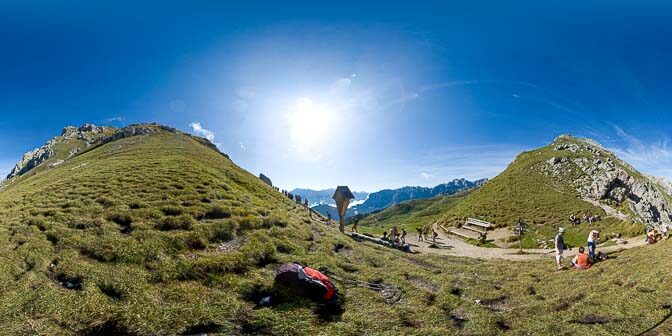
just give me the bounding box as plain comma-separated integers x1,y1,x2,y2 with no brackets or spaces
540,135,671,224
6,124,115,179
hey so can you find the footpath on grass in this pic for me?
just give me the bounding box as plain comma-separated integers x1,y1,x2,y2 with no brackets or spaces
380,223,648,261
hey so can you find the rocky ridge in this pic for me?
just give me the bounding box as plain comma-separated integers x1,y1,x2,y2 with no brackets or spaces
4,123,226,181
540,135,671,225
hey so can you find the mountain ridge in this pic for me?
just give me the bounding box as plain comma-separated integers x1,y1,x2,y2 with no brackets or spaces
439,134,672,230
3,123,228,184
306,178,487,219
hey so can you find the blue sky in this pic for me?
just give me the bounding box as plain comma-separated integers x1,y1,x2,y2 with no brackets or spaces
2,1,672,191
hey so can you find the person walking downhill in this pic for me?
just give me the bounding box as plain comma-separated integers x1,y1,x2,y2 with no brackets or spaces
555,227,566,270
587,229,600,261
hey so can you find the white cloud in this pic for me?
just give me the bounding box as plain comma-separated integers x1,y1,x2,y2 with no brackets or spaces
189,122,220,147
420,172,434,180
105,116,125,123
606,124,672,179
239,142,247,151
409,144,525,184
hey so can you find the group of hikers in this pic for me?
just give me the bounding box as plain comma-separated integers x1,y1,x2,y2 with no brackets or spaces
554,227,602,270
569,213,602,226
380,226,408,247
415,226,439,243
645,223,669,244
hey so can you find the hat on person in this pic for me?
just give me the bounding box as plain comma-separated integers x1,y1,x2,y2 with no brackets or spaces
558,227,565,233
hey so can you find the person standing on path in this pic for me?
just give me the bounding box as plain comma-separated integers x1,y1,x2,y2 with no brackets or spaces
400,228,407,244
555,227,566,270
662,223,669,240
587,229,600,261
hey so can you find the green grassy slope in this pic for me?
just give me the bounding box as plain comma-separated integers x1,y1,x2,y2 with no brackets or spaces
438,136,644,247
354,192,469,236
1,127,671,335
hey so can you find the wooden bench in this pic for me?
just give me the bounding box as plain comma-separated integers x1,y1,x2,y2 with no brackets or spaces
446,218,492,241
463,218,491,233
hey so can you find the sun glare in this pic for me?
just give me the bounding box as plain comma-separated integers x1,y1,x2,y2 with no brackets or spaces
288,97,333,152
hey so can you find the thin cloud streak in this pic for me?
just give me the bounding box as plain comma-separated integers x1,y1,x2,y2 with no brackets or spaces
403,144,526,185
605,124,672,179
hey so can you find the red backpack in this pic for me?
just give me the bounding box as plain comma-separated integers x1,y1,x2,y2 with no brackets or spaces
275,263,336,302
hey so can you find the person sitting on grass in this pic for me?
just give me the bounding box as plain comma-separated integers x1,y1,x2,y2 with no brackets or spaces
381,231,388,241
571,246,591,269
646,229,659,244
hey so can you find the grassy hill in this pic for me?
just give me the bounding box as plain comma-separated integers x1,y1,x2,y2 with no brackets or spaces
2,126,672,335
353,192,469,236
438,136,649,247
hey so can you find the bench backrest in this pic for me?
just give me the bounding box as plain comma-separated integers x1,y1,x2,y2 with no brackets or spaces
465,218,492,228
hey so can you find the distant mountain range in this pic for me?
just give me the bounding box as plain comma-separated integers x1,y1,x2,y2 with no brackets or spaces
298,178,488,219
288,188,368,206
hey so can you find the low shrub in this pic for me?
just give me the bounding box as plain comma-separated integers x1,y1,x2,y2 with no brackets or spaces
211,220,237,242
156,215,195,231
107,213,133,226
96,196,116,207
161,206,183,216
203,205,231,220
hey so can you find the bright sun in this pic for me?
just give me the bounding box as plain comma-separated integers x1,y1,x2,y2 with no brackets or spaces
288,97,333,151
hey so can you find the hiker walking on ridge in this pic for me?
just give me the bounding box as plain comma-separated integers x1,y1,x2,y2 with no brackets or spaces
587,229,600,261
400,228,407,244
555,227,566,270
416,227,423,241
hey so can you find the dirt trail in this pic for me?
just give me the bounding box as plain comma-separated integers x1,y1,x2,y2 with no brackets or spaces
583,198,628,220
400,223,648,261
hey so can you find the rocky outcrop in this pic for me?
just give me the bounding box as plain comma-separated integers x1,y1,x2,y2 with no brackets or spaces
6,139,57,179
259,174,273,187
649,175,672,196
6,124,115,180
541,135,672,225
